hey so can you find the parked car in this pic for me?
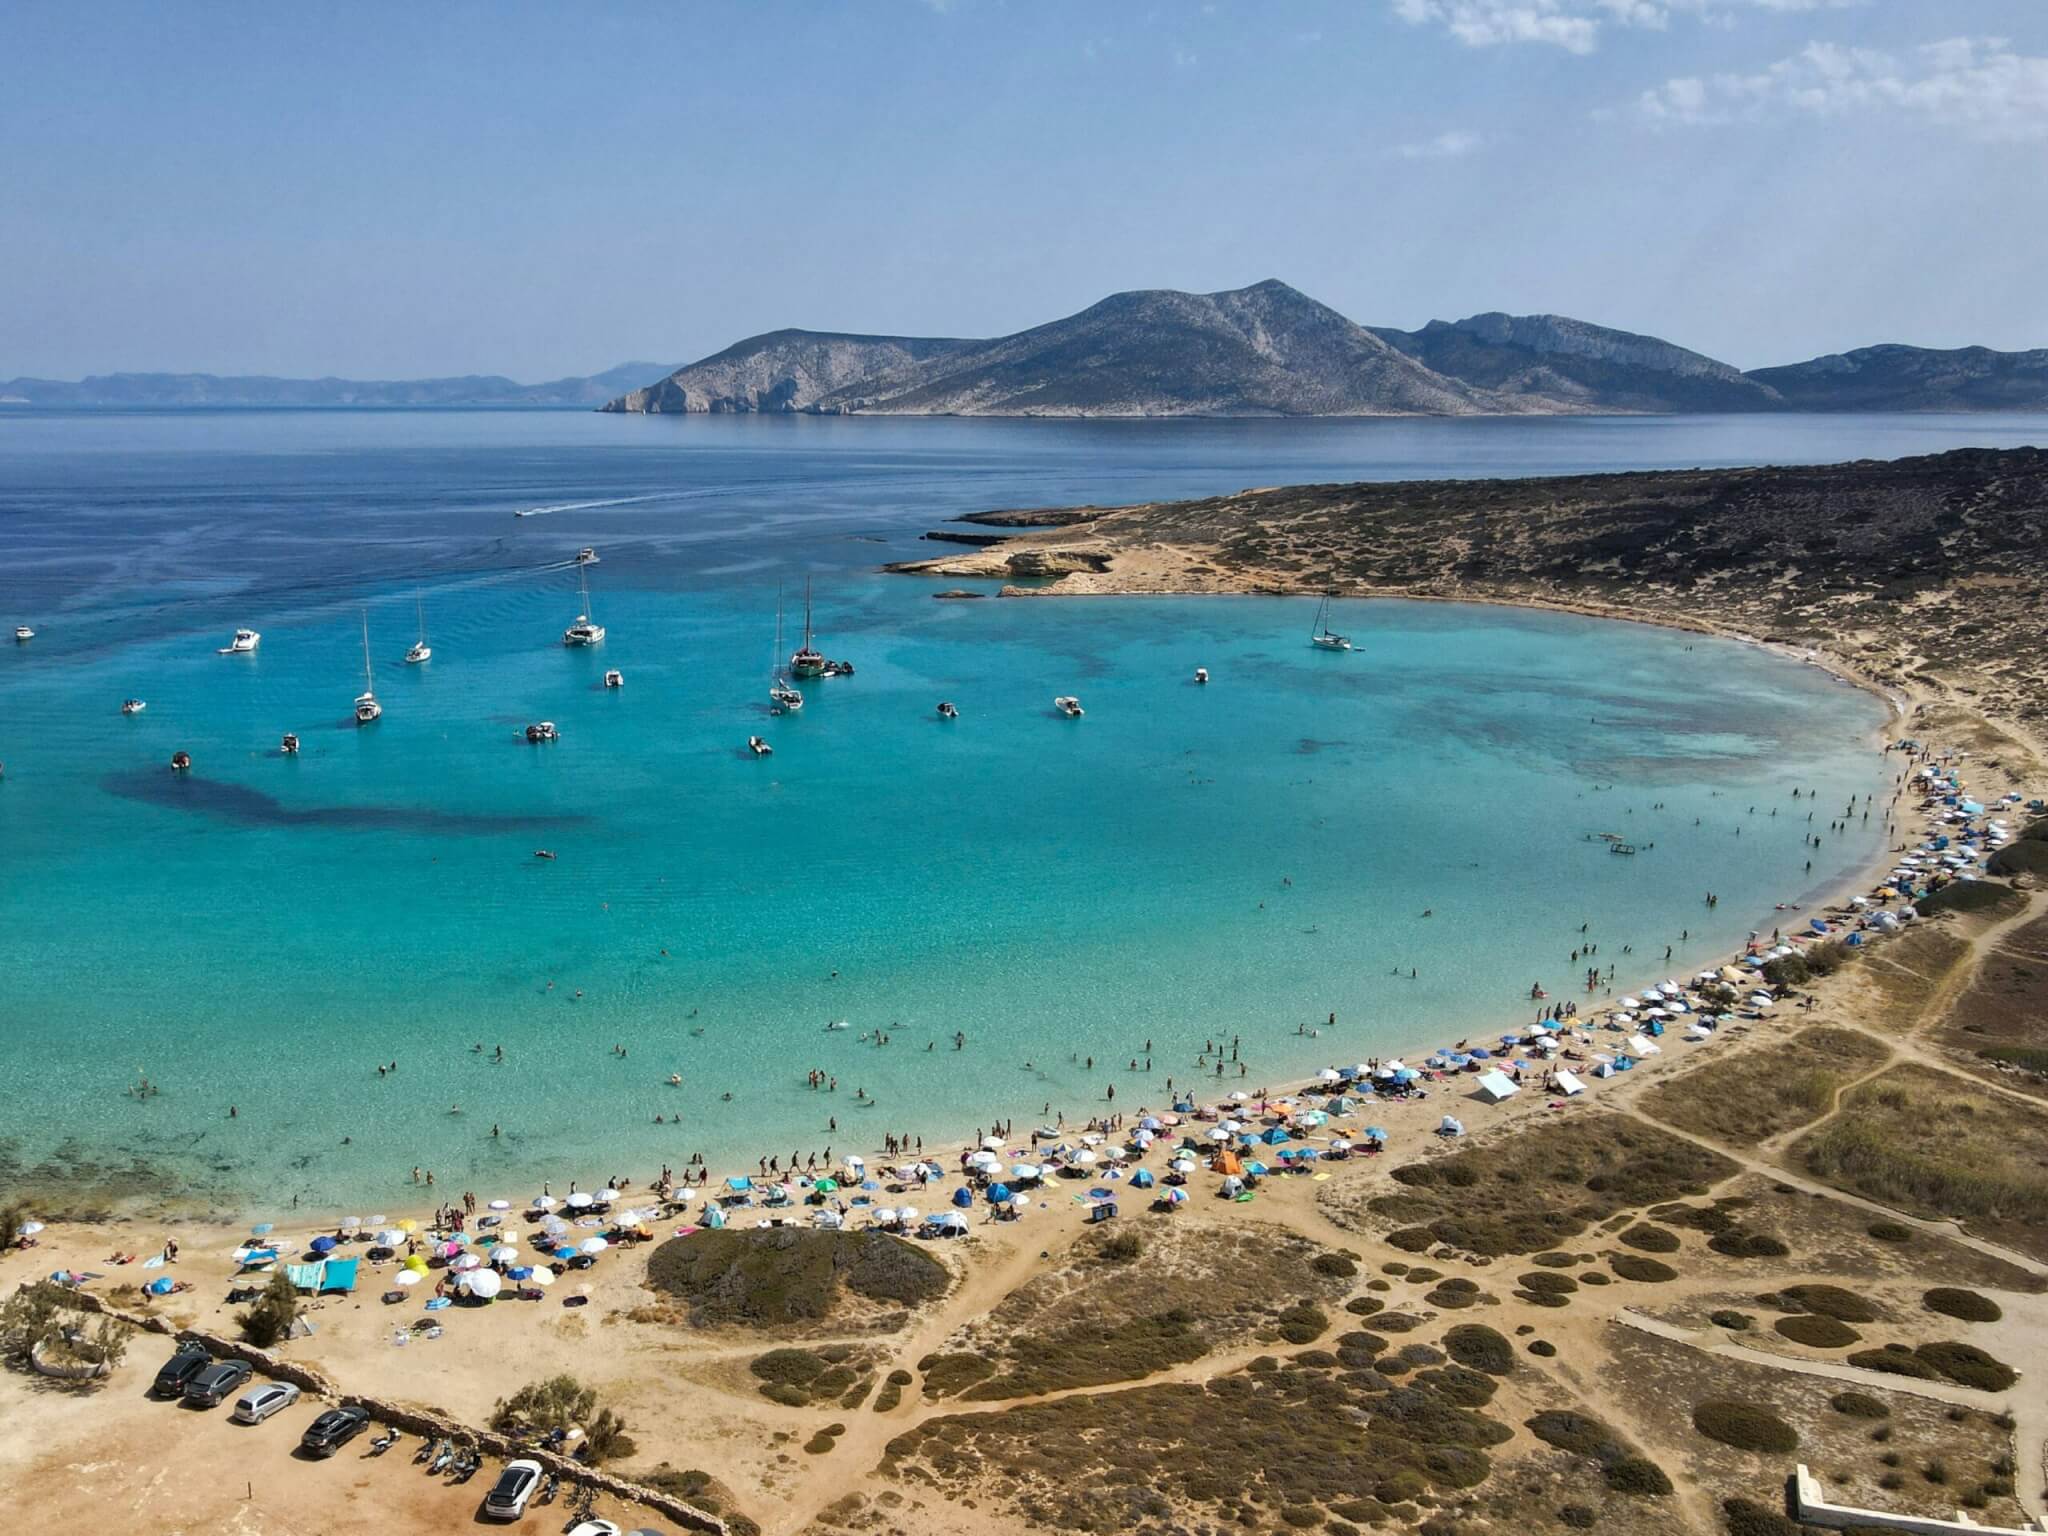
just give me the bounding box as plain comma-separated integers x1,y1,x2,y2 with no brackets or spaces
230,1380,302,1424
299,1404,373,1457
566,1523,621,1536
182,1358,254,1407
151,1343,213,1398
482,1459,544,1520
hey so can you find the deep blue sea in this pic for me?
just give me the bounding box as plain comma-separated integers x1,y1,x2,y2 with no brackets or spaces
3,408,2040,1217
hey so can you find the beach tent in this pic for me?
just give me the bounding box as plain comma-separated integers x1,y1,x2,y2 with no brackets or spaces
950,1185,975,1208
1438,1116,1465,1137
1625,1034,1661,1056
1130,1168,1155,1189
1474,1069,1520,1104
320,1258,360,1294
1552,1070,1585,1096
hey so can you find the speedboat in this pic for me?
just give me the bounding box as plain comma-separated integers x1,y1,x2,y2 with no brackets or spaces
354,611,381,724
937,701,959,719
575,548,599,565
1054,695,1084,717
603,669,623,689
12,625,32,643
404,594,431,663
280,732,300,755
748,735,772,756
563,564,605,646
169,750,192,772
524,721,559,743
1194,667,1209,684
770,682,804,713
1309,595,1350,651
121,699,147,715
219,628,261,655
533,849,557,860
824,659,854,677
790,578,826,678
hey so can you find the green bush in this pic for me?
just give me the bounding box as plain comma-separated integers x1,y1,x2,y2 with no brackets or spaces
1312,1252,1358,1278
1709,1230,1791,1259
1913,1341,2017,1391
490,1374,638,1464
1709,1310,1753,1331
1609,1255,1678,1283
1922,1288,2002,1323
1604,1456,1673,1496
1619,1224,1680,1253
1518,1272,1577,1294
1442,1325,1512,1375
1345,1295,1385,1316
238,1269,299,1348
1720,1497,1800,1536
1691,1400,1798,1454
1829,1392,1889,1418
1526,1411,1626,1462
1773,1314,1860,1348
1866,1221,1913,1243
1764,1284,1876,1323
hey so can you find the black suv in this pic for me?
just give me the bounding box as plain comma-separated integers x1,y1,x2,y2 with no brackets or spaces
152,1343,213,1398
300,1404,373,1457
183,1358,254,1407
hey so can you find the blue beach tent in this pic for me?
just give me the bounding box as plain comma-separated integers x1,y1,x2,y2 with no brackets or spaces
950,1185,974,1208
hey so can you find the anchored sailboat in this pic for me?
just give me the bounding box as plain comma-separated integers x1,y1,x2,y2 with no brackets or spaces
1309,594,1351,652
354,610,382,724
405,593,432,664
770,586,804,713
790,578,826,679
563,564,605,646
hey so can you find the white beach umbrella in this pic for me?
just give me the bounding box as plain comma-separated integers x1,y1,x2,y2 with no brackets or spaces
579,1236,609,1255
487,1199,511,1211
393,1270,422,1288
526,1267,556,1288
566,1191,593,1208
462,1268,502,1300
896,1206,920,1224
452,1252,482,1271
376,1228,406,1248
493,1246,522,1267
531,1194,558,1210
980,1135,1004,1150
1072,1149,1099,1166
1207,1128,1231,1142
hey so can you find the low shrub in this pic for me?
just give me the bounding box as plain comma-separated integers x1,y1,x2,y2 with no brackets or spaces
1526,1411,1626,1461
1763,1284,1876,1323
1922,1288,2002,1323
1604,1456,1672,1496
1312,1252,1359,1278
1913,1341,2017,1391
1720,1496,1800,1536
1609,1255,1678,1283
1773,1314,1861,1349
1527,1340,1556,1358
1692,1400,1798,1454
1709,1310,1753,1331
1829,1392,1889,1418
1517,1272,1577,1295
1619,1225,1680,1253
1709,1230,1791,1259
1866,1221,1913,1243
1442,1325,1512,1375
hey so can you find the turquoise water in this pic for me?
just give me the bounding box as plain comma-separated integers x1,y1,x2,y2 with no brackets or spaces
1,409,2003,1217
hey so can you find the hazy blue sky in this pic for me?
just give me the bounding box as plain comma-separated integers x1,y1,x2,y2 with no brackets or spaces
3,1,2043,378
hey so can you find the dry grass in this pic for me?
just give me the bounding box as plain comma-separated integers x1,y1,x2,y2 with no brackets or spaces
1847,926,1975,1035
1936,907,2048,1099
1638,1028,1890,1146
1793,1064,2048,1261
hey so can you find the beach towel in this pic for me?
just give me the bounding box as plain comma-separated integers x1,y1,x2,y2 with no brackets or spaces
286,1261,326,1292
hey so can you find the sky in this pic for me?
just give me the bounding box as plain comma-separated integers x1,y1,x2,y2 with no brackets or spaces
2,0,2044,379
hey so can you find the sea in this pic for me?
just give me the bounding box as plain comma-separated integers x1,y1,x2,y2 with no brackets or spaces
2,407,2041,1219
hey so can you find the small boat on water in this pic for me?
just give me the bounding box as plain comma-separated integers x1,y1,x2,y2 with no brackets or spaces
1309,596,1350,652
1194,667,1209,684
823,659,855,677
219,628,261,655
937,701,959,719
575,547,599,565
121,699,147,715
563,564,605,646
1054,695,1084,718
404,593,432,664
13,625,33,643
533,849,556,860
280,732,300,755
603,669,623,689
769,585,804,713
524,721,559,743
354,611,382,724
748,735,772,756
169,750,192,772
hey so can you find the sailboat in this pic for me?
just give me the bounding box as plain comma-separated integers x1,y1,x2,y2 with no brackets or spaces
562,564,605,646
789,578,826,678
770,586,804,713
354,610,382,724
405,593,432,664
1309,594,1352,652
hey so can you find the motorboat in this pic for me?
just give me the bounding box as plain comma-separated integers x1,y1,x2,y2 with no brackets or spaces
121,699,147,715
1309,595,1350,651
354,611,382,724
823,659,854,677
169,750,192,772
789,577,826,678
748,735,772,756
575,548,599,565
562,564,605,646
1194,667,1209,684
13,625,32,643
936,701,959,719
1054,695,1084,717
404,593,431,664
769,585,803,712
219,628,261,655
603,669,623,689
533,849,556,860
280,732,300,755
524,721,559,743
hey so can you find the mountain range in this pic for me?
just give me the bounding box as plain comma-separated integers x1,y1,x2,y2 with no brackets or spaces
10,281,2047,415
0,361,671,409
606,280,2048,418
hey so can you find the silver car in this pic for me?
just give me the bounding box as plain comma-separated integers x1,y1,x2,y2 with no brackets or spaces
230,1380,302,1424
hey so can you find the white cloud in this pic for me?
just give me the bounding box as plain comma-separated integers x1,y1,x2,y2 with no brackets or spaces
1392,129,1487,158
1637,35,2048,139
1390,0,1859,53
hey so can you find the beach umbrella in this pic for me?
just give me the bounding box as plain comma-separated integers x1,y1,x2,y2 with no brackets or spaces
1008,1194,1029,1212
895,1206,919,1225
20,1220,44,1238
1009,1164,1041,1183
871,1208,895,1226
1072,1149,1099,1166
967,1151,998,1169
1172,1156,1197,1173
397,1218,419,1233
1207,1128,1230,1142
567,1192,594,1208
814,1177,839,1193
393,1270,422,1288
250,1222,274,1236
403,1254,428,1273
530,1195,558,1210
463,1268,502,1300
813,1209,844,1230
487,1199,511,1211
580,1236,609,1255
376,1228,406,1247
1363,1126,1387,1141
981,1135,1005,1150
1245,1161,1270,1177
1317,1068,1341,1084
452,1252,482,1271
541,1215,569,1238
493,1246,522,1267
310,1235,337,1254
527,1267,556,1287
1139,1115,1163,1130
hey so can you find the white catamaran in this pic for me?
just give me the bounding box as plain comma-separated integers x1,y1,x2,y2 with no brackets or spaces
790,577,825,679
563,564,605,647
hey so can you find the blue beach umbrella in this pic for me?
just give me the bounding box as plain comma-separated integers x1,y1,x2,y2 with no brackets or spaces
250,1223,274,1236
310,1235,337,1254
1363,1127,1388,1141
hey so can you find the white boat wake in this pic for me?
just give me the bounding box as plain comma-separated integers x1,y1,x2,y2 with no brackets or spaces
513,493,670,518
